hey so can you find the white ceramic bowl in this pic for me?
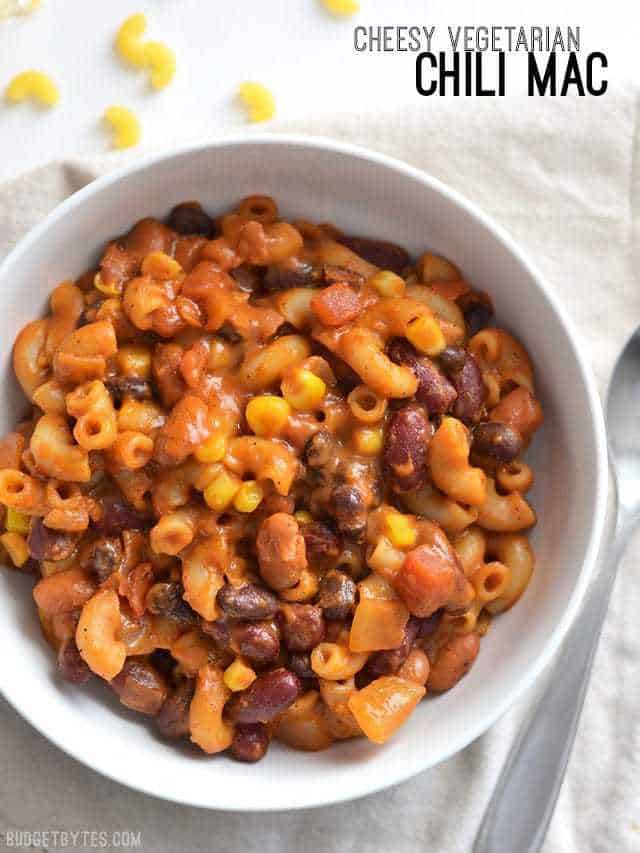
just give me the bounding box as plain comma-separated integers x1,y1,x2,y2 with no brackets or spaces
0,135,608,811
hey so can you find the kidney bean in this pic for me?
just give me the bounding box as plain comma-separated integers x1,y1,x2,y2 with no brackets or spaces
398,648,431,686
317,570,357,621
388,339,457,415
81,536,123,583
337,235,410,274
322,264,365,286
438,346,468,376
106,376,153,404
234,621,280,665
167,201,214,237
27,518,80,562
57,638,92,684
365,617,421,677
301,522,341,563
224,668,301,724
472,422,523,463
457,290,494,336
264,256,316,290
146,582,200,626
99,242,140,289
450,353,486,424
383,403,432,493
256,513,307,591
427,632,480,692
288,652,315,680
329,484,367,541
394,525,473,617
216,583,279,621
93,499,151,536
111,659,169,715
124,218,175,256
280,604,325,652
201,619,233,654
231,723,269,762
157,679,195,738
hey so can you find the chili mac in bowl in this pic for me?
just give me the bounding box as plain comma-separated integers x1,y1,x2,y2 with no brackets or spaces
0,136,607,809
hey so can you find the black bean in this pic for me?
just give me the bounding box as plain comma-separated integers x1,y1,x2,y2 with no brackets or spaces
146,582,200,626
157,679,195,739
280,604,325,652
167,201,214,237
57,638,92,684
337,235,410,274
106,376,153,404
457,291,494,336
472,422,523,463
329,484,367,541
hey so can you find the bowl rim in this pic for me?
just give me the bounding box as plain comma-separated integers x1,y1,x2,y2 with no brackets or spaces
0,132,609,811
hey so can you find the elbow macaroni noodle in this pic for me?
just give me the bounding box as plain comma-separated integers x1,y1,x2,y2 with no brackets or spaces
0,195,543,761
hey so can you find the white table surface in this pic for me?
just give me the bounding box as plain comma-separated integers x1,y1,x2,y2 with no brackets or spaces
0,0,636,183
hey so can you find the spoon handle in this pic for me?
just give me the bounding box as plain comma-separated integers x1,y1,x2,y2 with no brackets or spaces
474,480,622,853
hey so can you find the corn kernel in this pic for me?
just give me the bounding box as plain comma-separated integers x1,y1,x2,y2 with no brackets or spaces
369,270,406,299
406,314,446,356
321,0,360,17
245,395,291,436
384,512,418,550
204,471,241,512
116,345,152,380
233,480,264,514
5,70,59,107
115,12,148,67
224,658,257,692
294,510,313,525
93,272,122,298
141,251,182,280
238,82,275,123
281,368,326,411
144,41,176,90
195,433,227,464
103,105,141,150
0,532,29,567
5,508,30,535
353,426,384,456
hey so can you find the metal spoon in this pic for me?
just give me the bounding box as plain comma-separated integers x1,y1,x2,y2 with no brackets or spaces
473,328,638,853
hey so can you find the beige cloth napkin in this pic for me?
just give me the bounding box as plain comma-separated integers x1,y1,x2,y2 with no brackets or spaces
1,90,639,853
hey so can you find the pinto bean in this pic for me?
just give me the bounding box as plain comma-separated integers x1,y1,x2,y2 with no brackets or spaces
457,290,493,336
233,621,281,665
153,394,211,467
123,218,174,256
110,659,169,715
157,679,195,738
337,235,410,274
216,583,279,620
146,582,200,626
394,524,473,618
317,570,357,621
256,513,307,591
322,265,365,286
450,353,486,424
264,257,315,290
27,518,80,562
106,376,153,403
224,668,301,724
472,422,523,463
280,604,325,652
167,201,214,237
301,522,341,563
365,617,421,677
427,632,480,692
303,430,336,469
398,648,431,686
33,569,97,617
388,339,457,415
81,536,123,583
99,242,140,289
57,638,93,684
383,403,432,493
231,723,269,762
329,484,367,541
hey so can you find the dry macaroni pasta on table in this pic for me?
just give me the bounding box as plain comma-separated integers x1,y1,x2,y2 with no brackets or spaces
0,195,543,761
